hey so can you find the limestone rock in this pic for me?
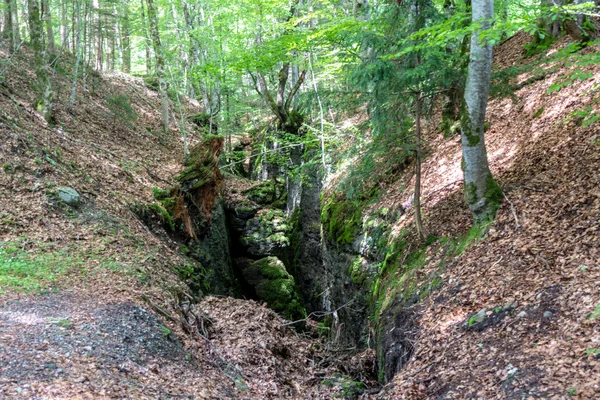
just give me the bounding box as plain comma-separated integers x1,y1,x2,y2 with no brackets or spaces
57,186,80,207
238,257,305,321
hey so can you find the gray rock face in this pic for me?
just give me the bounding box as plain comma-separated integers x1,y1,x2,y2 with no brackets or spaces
57,187,80,207
239,210,290,257
189,200,238,296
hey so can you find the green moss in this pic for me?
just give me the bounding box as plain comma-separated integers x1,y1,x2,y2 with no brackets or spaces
243,181,278,205
321,198,363,245
349,256,367,285
322,373,366,398
466,182,478,205
484,173,503,218
153,186,171,201
244,257,306,321
148,202,175,231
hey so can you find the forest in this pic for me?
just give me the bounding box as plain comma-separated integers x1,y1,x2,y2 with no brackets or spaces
0,0,599,398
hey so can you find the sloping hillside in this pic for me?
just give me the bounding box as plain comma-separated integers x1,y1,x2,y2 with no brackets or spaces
0,40,356,399
363,33,600,398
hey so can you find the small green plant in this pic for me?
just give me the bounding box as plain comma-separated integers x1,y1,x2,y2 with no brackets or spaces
567,387,577,397
589,304,600,320
104,94,138,125
585,348,600,356
159,325,172,338
50,318,73,329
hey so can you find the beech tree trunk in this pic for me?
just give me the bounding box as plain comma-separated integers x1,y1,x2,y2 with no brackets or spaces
68,0,82,111
414,94,426,241
28,0,53,123
42,0,54,54
146,0,169,132
7,0,21,53
140,0,152,73
460,0,501,221
120,2,131,73
60,0,68,49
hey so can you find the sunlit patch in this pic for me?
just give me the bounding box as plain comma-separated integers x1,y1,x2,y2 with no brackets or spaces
0,311,45,325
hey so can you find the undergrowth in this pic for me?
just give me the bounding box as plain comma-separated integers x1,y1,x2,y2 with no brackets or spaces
0,240,149,293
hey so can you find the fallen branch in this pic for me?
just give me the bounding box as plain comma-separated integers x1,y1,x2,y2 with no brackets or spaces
502,191,520,228
281,299,355,327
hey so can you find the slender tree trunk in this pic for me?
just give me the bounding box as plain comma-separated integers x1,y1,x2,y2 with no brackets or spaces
28,0,53,123
146,0,169,132
120,2,131,73
93,0,102,71
60,0,68,49
140,0,152,73
3,0,10,35
107,13,114,70
4,0,13,51
42,0,55,53
541,0,562,38
9,0,21,52
461,0,501,222
414,94,426,241
68,0,82,111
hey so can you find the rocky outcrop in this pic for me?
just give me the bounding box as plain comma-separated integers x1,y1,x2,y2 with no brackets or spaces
237,257,306,321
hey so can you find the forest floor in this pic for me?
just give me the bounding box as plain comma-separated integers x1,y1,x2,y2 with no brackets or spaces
1,32,599,399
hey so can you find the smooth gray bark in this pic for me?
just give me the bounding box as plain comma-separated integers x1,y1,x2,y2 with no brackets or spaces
68,0,82,111
461,0,500,221
146,0,169,132
28,0,53,123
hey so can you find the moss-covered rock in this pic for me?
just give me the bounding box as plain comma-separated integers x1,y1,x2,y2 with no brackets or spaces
239,257,306,321
240,209,291,257
242,180,285,206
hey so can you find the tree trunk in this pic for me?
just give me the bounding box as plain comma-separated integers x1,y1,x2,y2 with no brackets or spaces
4,0,13,51
140,0,152,73
414,94,426,241
460,0,501,221
28,0,53,123
93,0,102,71
120,2,131,73
9,0,21,52
68,0,82,111
146,0,169,132
60,0,68,49
541,0,562,38
42,0,54,54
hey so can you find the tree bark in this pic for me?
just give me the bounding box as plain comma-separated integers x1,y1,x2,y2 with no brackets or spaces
68,0,82,111
7,0,21,53
460,0,501,221
120,2,131,73
146,0,169,132
93,0,102,71
414,94,426,241
140,0,152,73
28,0,53,123
60,0,68,49
42,0,55,54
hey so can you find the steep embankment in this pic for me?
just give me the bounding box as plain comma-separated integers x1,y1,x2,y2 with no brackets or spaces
319,32,599,398
384,34,600,398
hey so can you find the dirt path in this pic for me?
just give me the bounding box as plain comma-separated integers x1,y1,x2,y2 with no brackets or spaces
0,293,233,399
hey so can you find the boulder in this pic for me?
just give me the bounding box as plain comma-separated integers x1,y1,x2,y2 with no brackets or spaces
238,257,305,321
57,186,80,207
